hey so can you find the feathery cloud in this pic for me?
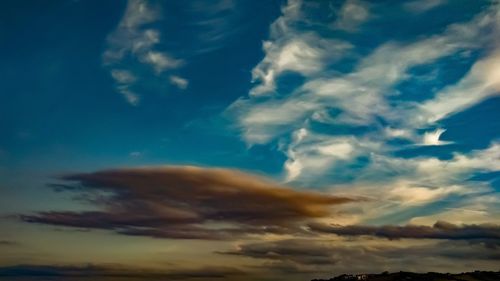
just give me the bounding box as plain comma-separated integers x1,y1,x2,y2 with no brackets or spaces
103,0,186,105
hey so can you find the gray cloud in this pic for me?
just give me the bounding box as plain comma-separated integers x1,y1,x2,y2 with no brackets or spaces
220,239,339,266
219,238,500,276
0,240,18,246
308,221,500,242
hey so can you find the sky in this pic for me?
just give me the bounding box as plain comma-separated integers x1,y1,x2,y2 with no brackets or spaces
0,0,499,280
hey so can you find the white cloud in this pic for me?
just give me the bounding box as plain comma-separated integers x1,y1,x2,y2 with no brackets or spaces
116,86,140,106
413,51,500,125
139,51,182,73
131,29,160,53
229,0,500,223
384,127,414,140
120,0,159,28
250,33,352,97
323,143,500,223
231,97,317,144
332,0,371,32
410,194,500,225
169,75,189,90
103,0,185,105
404,0,447,13
103,0,161,64
233,0,500,147
388,182,465,206
283,129,383,182
422,128,451,146
233,3,499,144
111,69,136,84
247,0,352,97
129,151,142,157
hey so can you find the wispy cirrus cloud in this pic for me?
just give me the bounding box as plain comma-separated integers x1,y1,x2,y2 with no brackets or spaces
403,0,448,13
103,0,188,105
244,0,353,98
227,0,500,227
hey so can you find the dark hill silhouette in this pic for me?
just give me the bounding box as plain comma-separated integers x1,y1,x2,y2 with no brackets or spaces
312,271,500,281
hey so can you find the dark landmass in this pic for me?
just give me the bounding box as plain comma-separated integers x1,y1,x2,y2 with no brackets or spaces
312,271,500,281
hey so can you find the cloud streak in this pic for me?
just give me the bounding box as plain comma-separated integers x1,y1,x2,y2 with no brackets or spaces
220,237,500,275
0,264,247,280
309,221,500,241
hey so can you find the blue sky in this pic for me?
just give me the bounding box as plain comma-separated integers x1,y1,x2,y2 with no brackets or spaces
0,0,499,280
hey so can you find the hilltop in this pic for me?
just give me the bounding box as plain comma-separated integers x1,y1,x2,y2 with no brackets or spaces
312,271,500,281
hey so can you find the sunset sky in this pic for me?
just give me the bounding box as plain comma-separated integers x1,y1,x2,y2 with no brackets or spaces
0,0,499,280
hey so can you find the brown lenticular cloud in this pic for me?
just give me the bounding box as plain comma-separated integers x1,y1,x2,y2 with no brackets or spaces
21,166,356,239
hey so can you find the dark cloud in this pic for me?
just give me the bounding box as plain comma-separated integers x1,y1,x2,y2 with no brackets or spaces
21,166,355,240
308,221,500,242
165,266,246,280
219,239,339,266
378,240,500,260
219,238,500,276
0,264,246,280
0,240,18,246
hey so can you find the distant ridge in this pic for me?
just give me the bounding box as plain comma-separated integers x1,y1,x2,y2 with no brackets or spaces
311,271,500,281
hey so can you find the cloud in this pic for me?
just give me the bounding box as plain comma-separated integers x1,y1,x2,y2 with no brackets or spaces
283,129,382,182
21,166,356,240
103,0,184,105
332,0,371,32
242,0,352,98
219,238,500,275
110,69,136,84
404,0,447,13
129,151,142,157
103,1,161,63
421,128,451,146
249,35,352,97
169,75,189,90
412,51,500,126
220,239,339,266
226,0,500,232
317,143,500,223
309,221,500,242
232,2,500,146
139,51,182,73
185,0,249,54
0,240,18,246
0,264,246,280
